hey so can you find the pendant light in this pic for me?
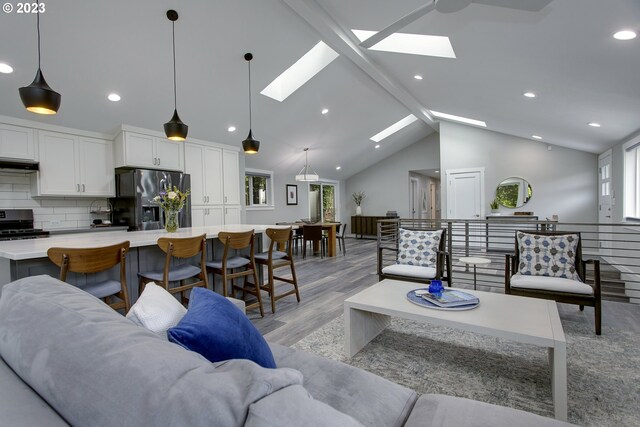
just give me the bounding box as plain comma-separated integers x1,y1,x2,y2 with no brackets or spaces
163,9,188,142
295,148,319,182
19,0,61,115
242,53,260,154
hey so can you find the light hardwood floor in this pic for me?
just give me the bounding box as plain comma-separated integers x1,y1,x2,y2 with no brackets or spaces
249,238,640,345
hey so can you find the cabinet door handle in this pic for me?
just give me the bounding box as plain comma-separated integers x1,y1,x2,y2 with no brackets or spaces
153,158,156,165
77,184,80,192
206,196,209,203
158,158,161,166
82,184,85,192
224,196,227,203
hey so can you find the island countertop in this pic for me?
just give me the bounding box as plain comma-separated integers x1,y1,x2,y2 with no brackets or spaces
0,224,286,261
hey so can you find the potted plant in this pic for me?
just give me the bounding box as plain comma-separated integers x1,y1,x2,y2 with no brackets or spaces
490,198,500,214
352,191,366,216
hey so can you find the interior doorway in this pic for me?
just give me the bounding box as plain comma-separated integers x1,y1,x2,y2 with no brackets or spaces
598,150,612,256
409,169,441,220
445,167,485,246
309,181,338,222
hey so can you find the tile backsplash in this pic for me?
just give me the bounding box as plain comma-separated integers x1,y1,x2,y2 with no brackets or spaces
0,172,108,230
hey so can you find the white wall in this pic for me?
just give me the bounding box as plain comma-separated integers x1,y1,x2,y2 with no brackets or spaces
439,122,598,222
344,134,440,220
0,172,106,230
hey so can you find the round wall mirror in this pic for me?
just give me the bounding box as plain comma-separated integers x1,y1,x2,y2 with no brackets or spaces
495,177,532,208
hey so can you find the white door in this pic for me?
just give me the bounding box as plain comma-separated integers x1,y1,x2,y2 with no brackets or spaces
429,182,437,219
446,168,484,246
222,150,240,205
38,131,79,195
206,206,224,226
125,132,155,168
155,138,182,171
224,206,242,224
191,206,206,228
79,137,114,196
598,150,613,256
409,177,419,219
185,144,205,205
205,147,223,205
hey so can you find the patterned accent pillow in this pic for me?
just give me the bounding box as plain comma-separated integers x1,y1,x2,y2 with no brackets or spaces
517,232,580,281
397,228,443,267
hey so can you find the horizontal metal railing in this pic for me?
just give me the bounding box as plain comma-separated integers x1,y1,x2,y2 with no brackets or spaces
378,218,640,303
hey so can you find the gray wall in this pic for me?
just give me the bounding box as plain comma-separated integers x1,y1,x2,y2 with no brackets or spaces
344,134,441,220
439,122,598,223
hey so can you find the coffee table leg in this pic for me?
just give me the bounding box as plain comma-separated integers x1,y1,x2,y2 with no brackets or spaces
344,304,390,358
548,342,568,421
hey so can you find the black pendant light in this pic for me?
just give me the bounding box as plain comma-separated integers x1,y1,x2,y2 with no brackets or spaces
19,0,61,115
163,9,188,142
242,53,260,154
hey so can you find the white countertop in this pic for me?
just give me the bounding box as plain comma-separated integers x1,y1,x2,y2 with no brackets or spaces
0,224,285,260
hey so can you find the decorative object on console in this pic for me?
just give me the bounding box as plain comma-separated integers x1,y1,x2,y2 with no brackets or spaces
151,186,190,232
490,198,499,213
242,53,260,154
286,184,298,205
163,10,189,142
495,177,532,208
295,148,319,182
18,0,61,115
352,191,366,215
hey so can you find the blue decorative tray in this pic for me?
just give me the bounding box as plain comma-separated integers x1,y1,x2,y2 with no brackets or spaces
406,288,480,311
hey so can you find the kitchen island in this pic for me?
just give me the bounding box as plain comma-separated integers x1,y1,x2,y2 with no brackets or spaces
0,224,286,303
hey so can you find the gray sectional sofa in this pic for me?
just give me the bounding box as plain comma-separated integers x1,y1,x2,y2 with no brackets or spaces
0,275,573,426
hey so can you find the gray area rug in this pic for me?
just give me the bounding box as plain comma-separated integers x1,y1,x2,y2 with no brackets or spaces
292,316,640,426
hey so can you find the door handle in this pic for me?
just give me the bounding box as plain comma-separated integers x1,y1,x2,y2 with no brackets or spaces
82,184,85,192
153,158,157,165
224,196,227,203
76,184,80,192
158,158,161,166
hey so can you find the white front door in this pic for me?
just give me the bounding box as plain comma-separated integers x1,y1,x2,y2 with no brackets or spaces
446,168,485,246
598,150,613,256
410,177,419,219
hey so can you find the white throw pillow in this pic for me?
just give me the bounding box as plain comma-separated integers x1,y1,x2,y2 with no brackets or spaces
126,283,187,338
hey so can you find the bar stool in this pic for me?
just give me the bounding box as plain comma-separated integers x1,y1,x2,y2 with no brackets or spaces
206,230,264,317
255,227,300,313
138,234,208,305
47,241,131,312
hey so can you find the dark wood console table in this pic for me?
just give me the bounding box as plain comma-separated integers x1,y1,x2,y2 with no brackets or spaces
351,215,388,239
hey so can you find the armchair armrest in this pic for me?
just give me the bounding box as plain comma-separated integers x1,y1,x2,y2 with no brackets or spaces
582,259,601,295
504,254,516,293
436,249,452,287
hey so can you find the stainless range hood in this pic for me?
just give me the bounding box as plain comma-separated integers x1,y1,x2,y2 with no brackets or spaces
0,159,39,173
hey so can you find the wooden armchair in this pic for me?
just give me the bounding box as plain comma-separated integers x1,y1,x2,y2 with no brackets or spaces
505,230,601,335
378,226,451,286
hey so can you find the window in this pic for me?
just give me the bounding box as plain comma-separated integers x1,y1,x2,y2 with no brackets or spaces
245,169,274,209
309,181,338,222
624,138,640,219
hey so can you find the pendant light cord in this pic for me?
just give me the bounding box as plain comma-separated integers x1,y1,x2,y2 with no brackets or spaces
247,59,252,128
172,20,177,110
36,0,41,69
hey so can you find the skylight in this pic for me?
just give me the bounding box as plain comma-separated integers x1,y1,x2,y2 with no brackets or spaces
261,41,339,102
352,30,456,58
370,115,418,142
430,110,486,127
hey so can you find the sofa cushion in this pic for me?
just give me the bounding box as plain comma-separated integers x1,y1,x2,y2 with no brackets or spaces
126,282,187,338
517,232,580,281
168,287,276,368
510,273,593,295
270,343,417,427
0,275,303,427
403,394,574,427
397,228,442,267
0,356,69,427
382,264,437,279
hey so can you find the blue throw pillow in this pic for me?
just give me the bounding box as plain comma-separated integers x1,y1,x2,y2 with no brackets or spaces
167,288,276,369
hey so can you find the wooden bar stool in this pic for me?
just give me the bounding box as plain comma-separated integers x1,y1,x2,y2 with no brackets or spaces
206,230,264,317
47,241,131,312
255,227,300,313
138,234,208,305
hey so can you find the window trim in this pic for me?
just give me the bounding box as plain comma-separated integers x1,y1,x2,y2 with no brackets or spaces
245,168,275,210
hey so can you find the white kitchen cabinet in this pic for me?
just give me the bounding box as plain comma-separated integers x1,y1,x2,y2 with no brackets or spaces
114,131,183,171
33,131,114,197
192,206,224,227
0,123,35,161
184,143,223,206
222,150,240,205
224,205,242,224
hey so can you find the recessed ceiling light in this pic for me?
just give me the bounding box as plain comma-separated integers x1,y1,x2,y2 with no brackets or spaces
414,75,423,80
430,110,487,127
613,30,637,41
228,126,236,132
523,92,536,98
107,93,121,102
352,29,456,58
375,144,381,149
588,122,601,128
261,41,339,102
370,114,418,142
0,63,14,74
321,108,329,115
336,166,341,170
435,170,439,173
532,135,542,140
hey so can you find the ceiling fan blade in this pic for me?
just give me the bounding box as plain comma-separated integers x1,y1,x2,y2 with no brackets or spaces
359,1,437,49
473,0,552,12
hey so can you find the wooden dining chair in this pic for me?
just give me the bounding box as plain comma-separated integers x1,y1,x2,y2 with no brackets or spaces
255,227,300,313
302,225,325,259
138,234,208,305
47,241,131,312
206,230,264,317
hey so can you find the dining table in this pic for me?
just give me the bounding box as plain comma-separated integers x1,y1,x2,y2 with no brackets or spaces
281,222,341,257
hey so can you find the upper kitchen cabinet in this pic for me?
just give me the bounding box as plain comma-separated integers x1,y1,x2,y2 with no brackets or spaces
222,150,240,205
113,128,183,171
32,131,115,197
184,143,223,206
0,123,35,161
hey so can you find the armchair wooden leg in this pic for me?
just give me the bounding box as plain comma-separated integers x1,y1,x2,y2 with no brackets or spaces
595,300,602,335
579,305,584,311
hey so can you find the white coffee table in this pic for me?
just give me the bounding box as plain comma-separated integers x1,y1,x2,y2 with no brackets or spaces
344,279,567,421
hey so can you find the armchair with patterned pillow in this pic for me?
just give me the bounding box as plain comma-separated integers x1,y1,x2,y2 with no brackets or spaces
378,227,451,286
505,231,601,335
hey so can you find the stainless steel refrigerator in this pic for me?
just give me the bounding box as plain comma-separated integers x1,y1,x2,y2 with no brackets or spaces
110,169,192,231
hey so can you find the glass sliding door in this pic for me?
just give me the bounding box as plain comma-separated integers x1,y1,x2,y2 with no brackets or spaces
309,182,336,222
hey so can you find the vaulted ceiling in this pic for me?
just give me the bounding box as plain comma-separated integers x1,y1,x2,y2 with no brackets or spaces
0,0,638,180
